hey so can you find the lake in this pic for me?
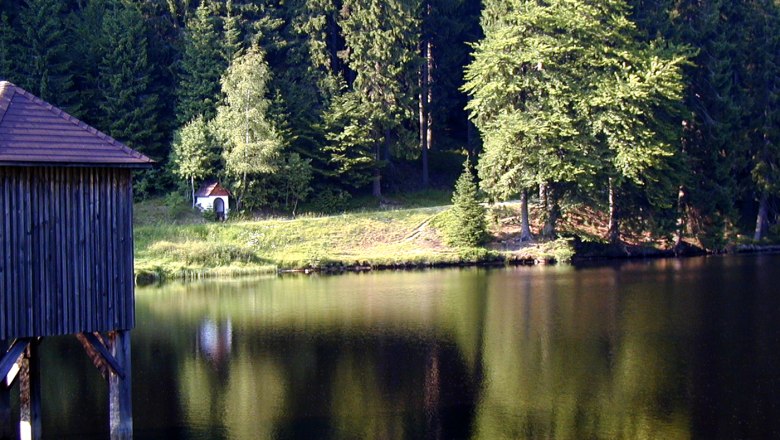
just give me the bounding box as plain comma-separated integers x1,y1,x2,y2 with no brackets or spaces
10,255,780,439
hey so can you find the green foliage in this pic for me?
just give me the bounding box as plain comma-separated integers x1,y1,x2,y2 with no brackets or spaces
279,153,313,215
0,13,12,79
13,0,75,110
465,0,601,200
2,0,779,243
212,45,283,209
171,115,217,202
223,0,243,62
66,0,109,123
446,161,488,247
305,187,353,214
323,92,380,188
465,0,689,242
537,237,576,262
171,115,214,181
148,241,259,266
164,191,197,221
94,1,161,159
330,0,421,195
176,0,227,124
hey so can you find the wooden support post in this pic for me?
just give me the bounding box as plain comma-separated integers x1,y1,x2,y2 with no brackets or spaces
0,380,9,440
108,331,132,440
0,340,10,440
19,340,41,440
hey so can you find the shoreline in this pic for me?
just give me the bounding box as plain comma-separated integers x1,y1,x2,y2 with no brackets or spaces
132,200,780,286
134,241,780,286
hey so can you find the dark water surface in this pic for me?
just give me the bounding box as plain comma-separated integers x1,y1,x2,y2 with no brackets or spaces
16,255,780,439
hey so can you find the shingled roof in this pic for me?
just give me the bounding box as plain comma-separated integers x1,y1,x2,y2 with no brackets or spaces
0,81,153,167
195,181,231,197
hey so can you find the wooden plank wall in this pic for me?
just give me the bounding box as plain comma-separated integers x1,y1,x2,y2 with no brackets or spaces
0,167,135,339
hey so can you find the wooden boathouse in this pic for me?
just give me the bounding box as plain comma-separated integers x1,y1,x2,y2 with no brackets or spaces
0,81,153,439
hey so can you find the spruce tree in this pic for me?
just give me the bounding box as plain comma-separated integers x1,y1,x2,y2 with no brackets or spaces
0,13,12,80
464,0,600,239
583,1,688,244
324,91,381,189
465,0,688,244
176,0,226,124
94,2,161,158
664,0,743,248
223,0,243,62
267,0,338,182
336,0,421,197
14,0,76,110
447,160,488,247
67,0,109,124
418,0,481,186
742,0,780,240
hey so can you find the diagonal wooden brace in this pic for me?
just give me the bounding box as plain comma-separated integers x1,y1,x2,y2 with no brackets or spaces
76,334,109,381
80,333,125,379
0,338,32,387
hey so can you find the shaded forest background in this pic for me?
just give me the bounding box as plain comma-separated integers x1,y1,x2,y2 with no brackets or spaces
0,0,779,248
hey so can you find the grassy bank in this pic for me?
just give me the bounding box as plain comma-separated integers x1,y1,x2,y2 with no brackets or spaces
133,197,576,281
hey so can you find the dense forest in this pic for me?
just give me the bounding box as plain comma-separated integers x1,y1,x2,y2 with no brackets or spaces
0,0,778,248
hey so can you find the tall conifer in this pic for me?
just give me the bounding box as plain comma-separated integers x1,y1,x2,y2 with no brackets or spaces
95,2,161,158
465,0,688,243
334,0,421,197
14,0,75,110
176,0,226,124
0,13,12,80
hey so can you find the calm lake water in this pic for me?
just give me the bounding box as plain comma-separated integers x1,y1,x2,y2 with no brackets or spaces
11,255,780,439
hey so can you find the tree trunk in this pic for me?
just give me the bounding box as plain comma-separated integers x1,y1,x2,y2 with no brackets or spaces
426,37,433,154
237,171,247,211
520,190,532,242
541,183,558,239
754,191,769,241
383,128,392,167
421,133,430,187
674,185,686,247
608,177,621,244
191,176,196,208
373,143,382,198
419,23,430,188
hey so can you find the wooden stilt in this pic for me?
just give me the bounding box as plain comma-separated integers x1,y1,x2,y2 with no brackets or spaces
0,382,9,440
0,340,11,440
108,331,132,440
19,340,41,440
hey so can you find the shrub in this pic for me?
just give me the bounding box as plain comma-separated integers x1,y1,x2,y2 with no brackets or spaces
147,241,258,266
444,161,488,247
306,187,352,214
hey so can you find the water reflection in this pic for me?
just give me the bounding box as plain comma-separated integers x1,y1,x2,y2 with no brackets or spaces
21,256,780,438
197,319,233,367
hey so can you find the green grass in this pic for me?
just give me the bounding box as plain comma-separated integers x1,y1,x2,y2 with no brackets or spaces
134,193,204,226
134,205,473,280
133,192,581,282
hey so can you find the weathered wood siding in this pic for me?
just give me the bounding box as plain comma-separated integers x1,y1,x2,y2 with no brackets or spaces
0,167,135,339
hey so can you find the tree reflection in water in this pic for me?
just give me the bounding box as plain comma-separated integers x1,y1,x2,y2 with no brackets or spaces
28,256,780,439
